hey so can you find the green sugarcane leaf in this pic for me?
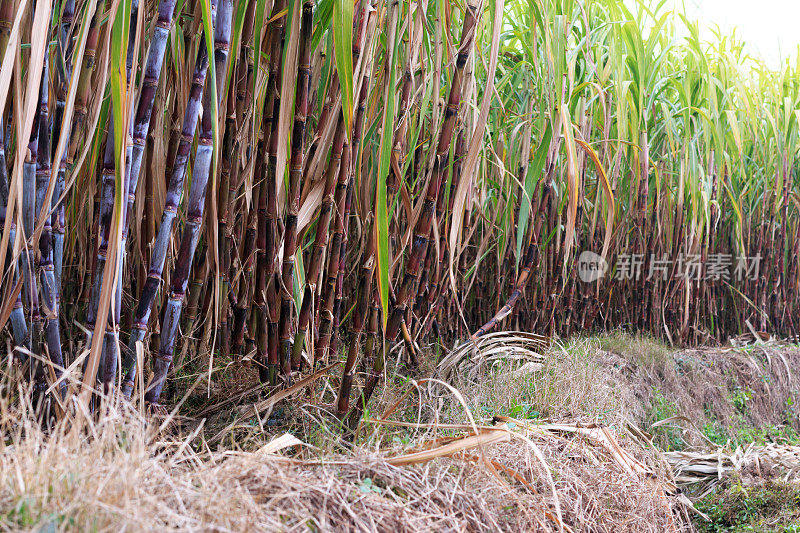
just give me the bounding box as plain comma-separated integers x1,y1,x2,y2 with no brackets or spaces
226,0,248,100
332,0,354,138
311,0,333,51
376,8,400,329
109,0,129,247
199,0,218,184
294,248,305,310
515,122,551,269
109,0,129,171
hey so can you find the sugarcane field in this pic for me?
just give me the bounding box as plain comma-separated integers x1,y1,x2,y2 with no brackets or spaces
3,0,800,529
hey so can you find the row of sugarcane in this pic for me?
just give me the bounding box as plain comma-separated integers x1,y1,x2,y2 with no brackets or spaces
1,0,800,424
462,1,800,347
0,0,488,422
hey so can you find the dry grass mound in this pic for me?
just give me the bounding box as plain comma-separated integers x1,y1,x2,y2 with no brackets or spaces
435,333,800,449
7,333,800,532
597,334,800,449
0,384,694,532
0,410,508,531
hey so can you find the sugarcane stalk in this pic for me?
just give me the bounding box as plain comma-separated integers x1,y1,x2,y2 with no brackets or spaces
383,0,480,344
20,71,44,384
231,188,258,353
34,58,67,396
84,118,118,388
254,0,286,384
315,77,368,365
146,121,214,402
50,0,75,300
290,113,345,370
183,241,208,337
344,288,380,430
327,154,354,360
277,0,313,381
335,194,372,416
145,0,232,404
0,118,28,355
124,0,180,227
253,137,271,381
121,0,219,398
145,121,214,402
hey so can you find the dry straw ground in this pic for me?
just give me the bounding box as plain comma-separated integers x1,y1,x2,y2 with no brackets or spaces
3,334,800,531
0,410,693,531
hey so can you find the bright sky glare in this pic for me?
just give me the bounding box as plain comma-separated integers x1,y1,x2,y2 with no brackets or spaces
634,0,800,69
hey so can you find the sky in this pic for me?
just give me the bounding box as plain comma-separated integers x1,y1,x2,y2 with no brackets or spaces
633,0,800,69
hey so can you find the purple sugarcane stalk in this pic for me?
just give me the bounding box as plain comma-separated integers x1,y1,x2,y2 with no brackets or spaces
315,77,368,365
50,0,75,301
116,0,182,397
35,58,67,396
261,0,286,384
289,113,346,369
278,0,313,381
102,0,144,392
83,0,141,392
0,117,28,355
144,0,232,404
354,0,481,421
20,73,43,376
120,0,220,398
146,118,214,403
83,117,118,387
14,62,47,390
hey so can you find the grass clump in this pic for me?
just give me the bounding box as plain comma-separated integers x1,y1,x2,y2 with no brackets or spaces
695,480,800,533
436,337,622,426
596,332,674,369
648,389,685,451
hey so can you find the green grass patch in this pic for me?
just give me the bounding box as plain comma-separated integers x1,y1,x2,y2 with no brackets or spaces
695,480,800,532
